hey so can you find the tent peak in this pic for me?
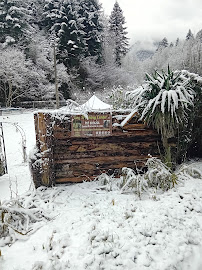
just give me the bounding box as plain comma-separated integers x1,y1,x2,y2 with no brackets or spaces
77,95,112,112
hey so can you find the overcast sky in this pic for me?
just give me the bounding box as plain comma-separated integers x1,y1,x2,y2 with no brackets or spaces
100,0,202,43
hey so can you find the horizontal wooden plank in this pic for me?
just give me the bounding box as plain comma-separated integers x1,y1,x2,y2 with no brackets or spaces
55,161,149,183
55,163,96,175
54,155,152,165
55,169,98,178
55,160,148,178
55,176,96,183
112,129,158,136
53,131,71,139
53,141,160,153
54,135,161,147
55,159,147,172
53,148,160,161
122,123,147,130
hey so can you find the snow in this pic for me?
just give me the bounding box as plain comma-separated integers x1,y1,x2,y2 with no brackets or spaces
120,109,137,127
0,110,36,201
1,110,202,270
67,40,75,45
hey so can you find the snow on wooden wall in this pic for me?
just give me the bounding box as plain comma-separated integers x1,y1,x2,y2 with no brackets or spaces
31,111,162,187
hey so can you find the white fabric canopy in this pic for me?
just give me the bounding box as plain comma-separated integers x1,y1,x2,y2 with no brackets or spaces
77,95,112,111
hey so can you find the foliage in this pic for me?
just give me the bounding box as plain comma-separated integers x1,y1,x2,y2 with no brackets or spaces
95,157,202,200
107,85,138,109
113,67,202,164
108,86,125,109
178,70,202,160
144,157,177,190
96,157,180,198
0,191,53,247
120,167,148,198
0,47,56,106
43,0,85,70
79,0,103,61
157,37,168,51
140,68,194,133
109,1,129,66
43,0,103,69
130,67,197,167
186,29,194,41
0,0,27,46
0,0,133,102
120,158,177,196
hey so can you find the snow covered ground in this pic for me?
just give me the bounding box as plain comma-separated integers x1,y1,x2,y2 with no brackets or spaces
0,111,35,200
1,111,202,270
0,110,36,201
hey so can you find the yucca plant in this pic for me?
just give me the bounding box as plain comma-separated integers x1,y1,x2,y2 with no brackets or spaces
135,66,195,169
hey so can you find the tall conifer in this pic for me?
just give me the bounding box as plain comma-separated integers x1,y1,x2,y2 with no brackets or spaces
109,1,129,66
79,0,103,61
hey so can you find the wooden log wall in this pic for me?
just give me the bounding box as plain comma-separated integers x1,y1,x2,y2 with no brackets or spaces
32,112,55,187
33,112,162,186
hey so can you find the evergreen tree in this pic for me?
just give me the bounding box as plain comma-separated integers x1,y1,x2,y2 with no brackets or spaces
42,0,62,38
109,1,129,66
196,29,202,42
79,0,103,61
26,0,44,29
157,37,168,51
0,0,28,46
175,38,179,46
43,0,103,68
186,29,194,41
57,0,86,69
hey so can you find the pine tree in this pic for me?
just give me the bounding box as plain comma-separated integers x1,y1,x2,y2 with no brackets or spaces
42,0,62,39
196,29,202,42
79,0,103,61
157,37,168,51
57,0,86,69
26,0,44,29
186,29,194,41
175,38,179,46
43,0,103,68
109,1,129,66
0,0,28,46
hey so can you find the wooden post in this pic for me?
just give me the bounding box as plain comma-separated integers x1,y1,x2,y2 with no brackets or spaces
34,112,55,187
54,45,59,109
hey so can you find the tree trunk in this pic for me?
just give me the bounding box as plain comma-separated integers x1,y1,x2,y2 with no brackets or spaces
162,136,172,171
6,80,13,107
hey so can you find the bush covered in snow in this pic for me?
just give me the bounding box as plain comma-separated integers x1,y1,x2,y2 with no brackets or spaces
0,188,54,247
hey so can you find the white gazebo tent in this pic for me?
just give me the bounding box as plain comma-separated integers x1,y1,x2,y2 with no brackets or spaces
77,95,112,112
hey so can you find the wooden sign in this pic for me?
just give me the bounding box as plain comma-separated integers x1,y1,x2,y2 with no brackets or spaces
71,113,112,137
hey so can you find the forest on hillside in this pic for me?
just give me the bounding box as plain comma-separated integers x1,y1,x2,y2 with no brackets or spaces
0,0,202,107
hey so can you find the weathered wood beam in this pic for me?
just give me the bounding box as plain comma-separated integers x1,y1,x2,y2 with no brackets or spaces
33,112,55,187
